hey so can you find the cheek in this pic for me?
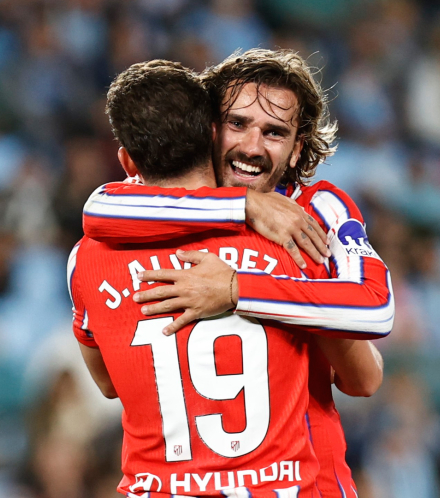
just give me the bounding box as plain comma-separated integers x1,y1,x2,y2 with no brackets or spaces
265,145,286,168
274,142,295,166
219,129,238,154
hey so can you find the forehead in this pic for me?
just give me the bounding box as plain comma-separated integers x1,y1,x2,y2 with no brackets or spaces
221,82,299,124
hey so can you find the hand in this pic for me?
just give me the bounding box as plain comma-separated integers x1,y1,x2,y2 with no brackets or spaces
245,190,331,268
133,249,238,336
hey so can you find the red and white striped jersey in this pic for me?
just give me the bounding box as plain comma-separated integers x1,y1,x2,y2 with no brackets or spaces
81,178,390,498
68,231,322,497
83,179,247,243
83,179,394,340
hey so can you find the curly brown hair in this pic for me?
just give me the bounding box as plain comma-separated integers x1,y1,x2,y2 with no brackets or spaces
106,60,213,182
201,49,338,185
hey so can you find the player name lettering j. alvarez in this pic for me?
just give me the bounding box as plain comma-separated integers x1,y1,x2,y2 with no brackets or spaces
129,460,301,495
98,246,279,310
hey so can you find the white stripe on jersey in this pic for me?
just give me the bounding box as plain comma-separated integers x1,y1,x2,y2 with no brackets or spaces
222,487,251,498
329,223,363,283
67,244,80,302
312,190,381,283
236,272,394,336
311,190,351,230
290,184,302,200
84,185,246,223
274,485,300,498
312,190,364,282
81,310,89,331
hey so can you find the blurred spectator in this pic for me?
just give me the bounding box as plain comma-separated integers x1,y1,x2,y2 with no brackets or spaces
367,210,429,352
52,135,111,251
178,0,272,63
362,372,440,498
408,228,440,351
406,14,440,147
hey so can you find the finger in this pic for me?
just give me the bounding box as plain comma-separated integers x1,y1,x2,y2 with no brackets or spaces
140,297,183,316
305,213,329,246
137,268,181,282
162,310,198,336
175,249,208,265
303,222,331,258
282,238,307,269
293,231,325,265
133,284,178,303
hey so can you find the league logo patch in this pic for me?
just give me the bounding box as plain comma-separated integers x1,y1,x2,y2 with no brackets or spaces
337,219,379,258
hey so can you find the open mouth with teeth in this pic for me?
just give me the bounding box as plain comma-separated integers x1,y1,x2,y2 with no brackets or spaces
231,160,264,178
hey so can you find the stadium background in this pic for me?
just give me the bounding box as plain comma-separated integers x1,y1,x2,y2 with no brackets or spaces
0,0,440,496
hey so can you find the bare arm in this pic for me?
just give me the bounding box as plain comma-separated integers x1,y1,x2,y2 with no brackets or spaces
78,343,118,399
313,336,384,397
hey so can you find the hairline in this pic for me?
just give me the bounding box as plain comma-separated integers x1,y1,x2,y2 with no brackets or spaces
220,80,301,128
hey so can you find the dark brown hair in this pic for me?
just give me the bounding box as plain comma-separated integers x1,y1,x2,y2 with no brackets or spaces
106,60,213,181
201,49,337,185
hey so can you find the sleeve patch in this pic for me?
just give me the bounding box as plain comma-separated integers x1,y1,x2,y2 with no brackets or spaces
336,219,380,259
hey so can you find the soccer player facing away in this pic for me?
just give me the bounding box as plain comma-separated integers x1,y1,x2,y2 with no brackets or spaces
70,61,327,498
82,51,392,497
69,61,391,497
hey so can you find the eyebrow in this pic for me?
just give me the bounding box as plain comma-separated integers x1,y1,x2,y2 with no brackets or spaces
226,112,293,136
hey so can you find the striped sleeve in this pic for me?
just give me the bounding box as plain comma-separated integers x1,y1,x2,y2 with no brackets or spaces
67,241,98,347
83,181,247,243
235,186,394,339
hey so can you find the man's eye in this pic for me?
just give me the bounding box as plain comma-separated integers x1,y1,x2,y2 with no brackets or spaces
268,130,282,137
229,121,242,128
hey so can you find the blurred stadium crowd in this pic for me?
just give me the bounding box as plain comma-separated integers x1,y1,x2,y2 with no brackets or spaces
0,0,440,496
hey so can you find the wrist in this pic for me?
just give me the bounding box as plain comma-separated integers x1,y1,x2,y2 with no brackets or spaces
229,270,238,309
244,189,261,227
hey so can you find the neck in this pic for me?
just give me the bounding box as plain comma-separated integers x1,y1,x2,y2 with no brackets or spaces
141,162,217,189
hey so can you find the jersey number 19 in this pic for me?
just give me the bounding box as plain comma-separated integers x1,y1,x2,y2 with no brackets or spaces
131,314,270,461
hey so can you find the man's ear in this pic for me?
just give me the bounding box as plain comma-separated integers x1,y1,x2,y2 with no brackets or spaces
118,147,138,177
212,122,217,141
289,135,305,169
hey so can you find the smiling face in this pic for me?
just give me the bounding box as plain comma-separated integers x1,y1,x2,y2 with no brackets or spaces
213,82,303,192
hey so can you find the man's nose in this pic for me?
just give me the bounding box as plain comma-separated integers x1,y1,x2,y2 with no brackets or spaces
240,127,265,156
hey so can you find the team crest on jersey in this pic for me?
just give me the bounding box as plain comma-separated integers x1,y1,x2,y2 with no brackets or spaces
129,472,162,493
174,445,183,456
231,441,240,452
336,219,379,259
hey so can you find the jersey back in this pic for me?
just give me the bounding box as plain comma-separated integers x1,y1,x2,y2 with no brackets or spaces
69,229,320,497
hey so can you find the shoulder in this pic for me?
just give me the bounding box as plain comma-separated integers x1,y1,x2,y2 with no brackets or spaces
298,181,363,228
67,236,102,274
